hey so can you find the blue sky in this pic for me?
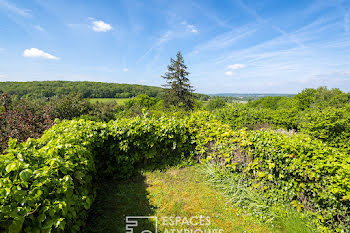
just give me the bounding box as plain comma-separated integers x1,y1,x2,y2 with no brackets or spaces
0,0,350,94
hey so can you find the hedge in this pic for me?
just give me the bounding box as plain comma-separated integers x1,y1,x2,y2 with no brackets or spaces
1,112,349,232
0,117,194,232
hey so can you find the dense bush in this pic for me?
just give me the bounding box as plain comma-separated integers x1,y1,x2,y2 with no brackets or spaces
247,87,349,111
294,87,349,110
214,104,274,129
0,120,101,233
48,93,92,120
0,93,120,152
298,106,350,150
84,101,117,122
0,99,54,152
180,111,350,231
215,101,350,150
0,117,194,232
197,124,350,232
124,94,158,110
205,98,226,111
232,130,350,232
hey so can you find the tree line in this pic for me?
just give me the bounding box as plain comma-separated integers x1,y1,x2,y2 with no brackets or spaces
0,81,162,99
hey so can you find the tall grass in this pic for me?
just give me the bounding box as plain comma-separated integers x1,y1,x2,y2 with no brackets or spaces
200,163,319,233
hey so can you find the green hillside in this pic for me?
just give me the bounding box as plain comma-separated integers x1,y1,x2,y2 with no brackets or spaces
0,81,162,98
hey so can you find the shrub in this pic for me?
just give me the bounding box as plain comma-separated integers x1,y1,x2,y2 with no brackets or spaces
206,98,226,111
203,128,350,232
0,116,194,232
48,93,91,120
0,99,53,152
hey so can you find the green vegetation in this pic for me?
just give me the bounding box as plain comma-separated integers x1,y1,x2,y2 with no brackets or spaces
209,93,294,102
201,164,315,233
206,97,226,110
0,81,209,101
83,166,271,233
0,81,162,99
0,117,193,232
0,93,119,152
161,51,195,110
88,98,129,105
1,85,350,232
214,87,350,150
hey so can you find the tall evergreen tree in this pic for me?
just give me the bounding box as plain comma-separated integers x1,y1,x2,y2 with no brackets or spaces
161,51,195,110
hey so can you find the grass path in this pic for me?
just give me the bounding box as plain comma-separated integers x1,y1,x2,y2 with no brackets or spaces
84,166,272,233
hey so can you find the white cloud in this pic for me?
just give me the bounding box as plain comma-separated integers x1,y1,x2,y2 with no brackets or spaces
227,64,246,69
123,68,129,72
187,24,198,33
0,0,31,16
225,71,233,76
225,64,245,76
91,20,112,32
182,21,199,33
23,48,59,60
34,25,44,31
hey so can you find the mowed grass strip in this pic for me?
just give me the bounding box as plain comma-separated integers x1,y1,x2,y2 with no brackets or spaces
145,166,271,233
83,166,272,233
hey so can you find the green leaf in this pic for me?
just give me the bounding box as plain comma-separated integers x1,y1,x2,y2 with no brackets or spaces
6,163,18,173
8,216,24,233
19,169,33,181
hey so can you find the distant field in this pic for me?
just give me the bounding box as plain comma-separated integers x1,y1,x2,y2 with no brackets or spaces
88,98,130,105
89,98,247,106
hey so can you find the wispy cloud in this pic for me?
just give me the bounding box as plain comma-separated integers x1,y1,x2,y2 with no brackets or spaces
182,21,198,33
190,24,258,55
234,0,265,23
187,25,198,33
214,16,340,65
235,0,306,48
137,30,173,62
34,25,44,31
225,71,234,76
191,1,233,29
224,64,246,77
188,11,350,93
228,64,246,69
138,19,199,63
23,48,59,60
91,20,112,32
123,68,129,72
0,0,31,16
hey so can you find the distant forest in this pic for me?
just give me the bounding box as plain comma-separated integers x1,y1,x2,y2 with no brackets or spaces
0,81,210,100
0,81,164,98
